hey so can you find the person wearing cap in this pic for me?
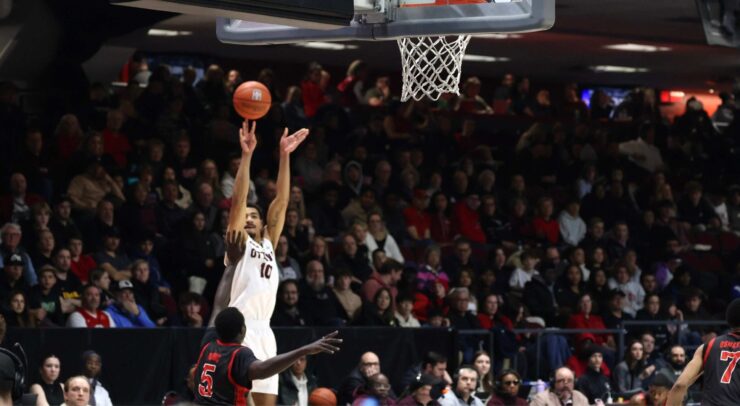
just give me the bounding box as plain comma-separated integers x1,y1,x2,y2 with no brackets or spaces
104,279,155,328
81,351,112,406
92,227,132,282
0,254,28,298
403,189,432,242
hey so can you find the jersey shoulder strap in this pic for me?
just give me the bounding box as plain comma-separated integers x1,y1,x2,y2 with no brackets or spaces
703,336,718,368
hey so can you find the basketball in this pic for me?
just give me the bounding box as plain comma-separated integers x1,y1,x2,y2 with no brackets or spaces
309,387,337,406
232,81,272,120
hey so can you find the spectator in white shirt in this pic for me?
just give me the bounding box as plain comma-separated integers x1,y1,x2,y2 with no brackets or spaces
67,285,116,328
277,356,317,406
395,294,421,327
81,351,113,406
508,251,539,291
608,263,645,317
559,200,587,247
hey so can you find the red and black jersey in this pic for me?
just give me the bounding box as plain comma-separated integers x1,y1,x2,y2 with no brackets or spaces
193,339,258,406
701,332,740,406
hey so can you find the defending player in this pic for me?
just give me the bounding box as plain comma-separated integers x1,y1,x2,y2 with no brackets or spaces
666,298,740,405
194,307,341,405
209,119,309,406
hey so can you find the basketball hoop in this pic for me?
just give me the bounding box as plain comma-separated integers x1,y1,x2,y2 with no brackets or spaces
397,34,471,101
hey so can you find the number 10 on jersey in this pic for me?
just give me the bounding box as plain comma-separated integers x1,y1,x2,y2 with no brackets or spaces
260,263,273,278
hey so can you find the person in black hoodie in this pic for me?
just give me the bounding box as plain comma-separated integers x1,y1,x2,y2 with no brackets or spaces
131,259,167,325
576,347,611,404
272,280,310,326
299,260,341,326
333,233,372,283
523,271,558,326
309,182,344,239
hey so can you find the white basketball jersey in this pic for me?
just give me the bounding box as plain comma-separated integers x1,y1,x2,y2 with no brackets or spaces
228,236,279,322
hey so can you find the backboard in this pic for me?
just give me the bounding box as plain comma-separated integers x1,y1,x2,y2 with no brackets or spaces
216,0,555,45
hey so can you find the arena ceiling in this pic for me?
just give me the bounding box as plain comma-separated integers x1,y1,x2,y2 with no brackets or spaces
106,0,739,91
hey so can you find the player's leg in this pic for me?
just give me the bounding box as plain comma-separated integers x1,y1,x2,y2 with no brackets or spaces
250,392,277,406
248,328,279,406
208,264,235,327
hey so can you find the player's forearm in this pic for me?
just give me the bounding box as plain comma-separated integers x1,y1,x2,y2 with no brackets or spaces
274,152,291,206
227,154,252,230
249,346,311,381
666,385,687,405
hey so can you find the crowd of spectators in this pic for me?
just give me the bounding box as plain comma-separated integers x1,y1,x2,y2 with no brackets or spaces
0,52,739,403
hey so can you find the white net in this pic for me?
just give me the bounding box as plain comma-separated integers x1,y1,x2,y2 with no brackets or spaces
397,35,471,102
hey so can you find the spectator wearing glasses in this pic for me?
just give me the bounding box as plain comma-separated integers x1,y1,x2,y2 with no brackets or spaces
530,366,588,406
338,352,385,405
487,369,527,406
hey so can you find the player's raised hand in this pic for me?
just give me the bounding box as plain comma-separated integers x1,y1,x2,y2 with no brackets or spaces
279,127,309,155
239,120,258,156
304,331,342,355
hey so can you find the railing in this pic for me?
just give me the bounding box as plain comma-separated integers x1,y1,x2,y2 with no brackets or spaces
458,319,730,379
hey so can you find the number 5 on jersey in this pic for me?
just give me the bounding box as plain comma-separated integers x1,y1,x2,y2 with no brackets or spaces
198,363,216,397
720,351,740,384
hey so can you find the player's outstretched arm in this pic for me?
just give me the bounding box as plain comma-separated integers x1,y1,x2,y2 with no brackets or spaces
208,230,246,327
248,331,341,381
227,120,257,242
265,127,309,244
667,343,704,405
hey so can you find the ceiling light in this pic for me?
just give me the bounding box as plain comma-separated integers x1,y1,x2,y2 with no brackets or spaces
147,29,192,37
294,42,358,50
590,65,649,73
463,54,510,62
604,43,670,52
477,34,522,39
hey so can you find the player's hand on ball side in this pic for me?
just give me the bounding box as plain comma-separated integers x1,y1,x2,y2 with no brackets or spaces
239,120,257,155
305,331,342,355
279,128,309,155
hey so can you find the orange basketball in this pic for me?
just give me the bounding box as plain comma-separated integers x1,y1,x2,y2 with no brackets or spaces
232,81,272,120
309,387,337,406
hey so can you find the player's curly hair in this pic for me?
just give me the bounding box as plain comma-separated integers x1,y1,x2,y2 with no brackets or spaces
727,298,740,328
215,307,245,342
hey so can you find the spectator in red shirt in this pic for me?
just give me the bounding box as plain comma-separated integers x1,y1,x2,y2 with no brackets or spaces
430,192,453,245
403,189,432,242
567,293,615,349
54,114,85,160
101,110,131,168
68,236,96,284
531,196,560,245
301,62,325,118
477,294,513,330
453,192,486,244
